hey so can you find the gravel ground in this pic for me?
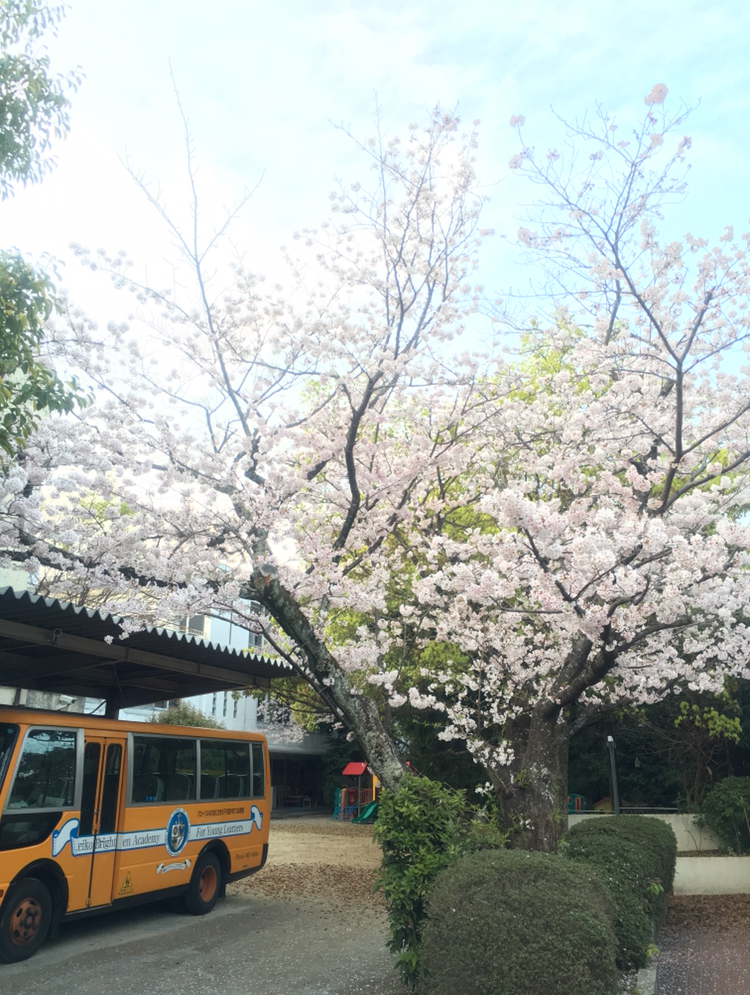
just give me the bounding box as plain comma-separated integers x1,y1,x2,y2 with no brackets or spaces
230,817,386,913
228,815,402,994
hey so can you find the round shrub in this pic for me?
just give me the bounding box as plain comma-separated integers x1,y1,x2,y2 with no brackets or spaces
559,833,653,970
562,816,677,934
701,776,750,853
564,816,676,894
419,849,618,995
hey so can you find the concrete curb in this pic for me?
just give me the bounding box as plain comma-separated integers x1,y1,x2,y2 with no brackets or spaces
637,962,657,994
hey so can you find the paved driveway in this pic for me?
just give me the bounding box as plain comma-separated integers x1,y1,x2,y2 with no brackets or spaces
1,893,403,995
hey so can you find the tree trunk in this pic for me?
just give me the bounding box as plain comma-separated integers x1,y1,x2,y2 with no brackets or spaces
247,571,407,792
494,707,570,852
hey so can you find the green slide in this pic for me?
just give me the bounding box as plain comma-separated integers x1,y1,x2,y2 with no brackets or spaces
351,801,379,823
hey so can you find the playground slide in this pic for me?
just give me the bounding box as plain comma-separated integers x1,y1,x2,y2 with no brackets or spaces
352,801,379,823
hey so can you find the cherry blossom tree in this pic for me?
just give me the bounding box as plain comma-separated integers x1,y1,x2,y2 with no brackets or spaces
394,86,750,847
4,89,750,852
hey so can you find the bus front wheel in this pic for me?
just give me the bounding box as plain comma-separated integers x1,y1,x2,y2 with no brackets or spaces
0,878,53,963
183,853,222,916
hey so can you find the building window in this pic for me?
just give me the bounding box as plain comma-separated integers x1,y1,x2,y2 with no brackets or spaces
178,615,206,638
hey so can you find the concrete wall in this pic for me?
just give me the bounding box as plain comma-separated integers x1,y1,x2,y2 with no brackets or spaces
1,687,85,712
568,812,723,852
674,857,750,895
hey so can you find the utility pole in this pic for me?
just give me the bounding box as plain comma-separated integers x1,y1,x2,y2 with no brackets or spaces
607,735,620,816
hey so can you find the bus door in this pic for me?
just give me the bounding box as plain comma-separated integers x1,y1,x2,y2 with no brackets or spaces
75,737,125,909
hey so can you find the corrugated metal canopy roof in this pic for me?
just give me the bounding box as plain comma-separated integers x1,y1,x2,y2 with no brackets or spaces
0,587,290,715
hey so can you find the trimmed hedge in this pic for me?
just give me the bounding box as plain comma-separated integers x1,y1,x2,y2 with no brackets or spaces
419,849,618,995
559,816,677,969
563,816,676,921
701,776,750,853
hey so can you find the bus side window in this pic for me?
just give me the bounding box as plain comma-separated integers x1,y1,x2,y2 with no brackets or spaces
131,735,195,804
165,772,192,801
202,740,250,800
132,774,163,803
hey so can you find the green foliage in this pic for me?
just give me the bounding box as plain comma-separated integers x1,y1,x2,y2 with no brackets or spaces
701,776,750,853
0,0,81,196
559,816,677,969
374,776,507,987
568,684,747,812
147,700,224,729
395,707,488,794
676,699,741,742
0,251,86,453
0,3,86,454
394,642,485,794
419,849,618,995
563,816,676,927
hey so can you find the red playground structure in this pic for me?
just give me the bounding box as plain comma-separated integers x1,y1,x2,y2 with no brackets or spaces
333,762,380,821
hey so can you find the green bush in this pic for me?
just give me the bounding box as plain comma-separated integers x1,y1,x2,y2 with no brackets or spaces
559,816,677,969
559,835,651,968
563,816,676,929
419,849,618,995
374,776,507,987
701,776,750,853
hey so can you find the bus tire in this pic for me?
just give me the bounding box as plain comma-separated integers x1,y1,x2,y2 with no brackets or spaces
0,878,53,963
183,852,222,916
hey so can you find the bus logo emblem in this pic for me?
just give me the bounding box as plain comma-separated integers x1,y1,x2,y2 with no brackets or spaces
166,808,190,856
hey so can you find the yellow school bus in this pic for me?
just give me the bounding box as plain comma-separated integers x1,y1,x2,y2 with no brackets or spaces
0,706,270,962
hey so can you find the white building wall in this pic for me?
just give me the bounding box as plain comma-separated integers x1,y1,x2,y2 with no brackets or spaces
115,614,329,757
187,689,259,731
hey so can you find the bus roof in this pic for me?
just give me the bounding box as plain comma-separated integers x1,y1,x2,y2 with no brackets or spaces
0,703,267,738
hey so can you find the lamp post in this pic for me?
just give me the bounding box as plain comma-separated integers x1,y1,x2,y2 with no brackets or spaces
607,735,620,816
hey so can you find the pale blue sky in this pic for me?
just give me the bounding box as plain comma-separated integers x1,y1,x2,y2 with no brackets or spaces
3,0,749,328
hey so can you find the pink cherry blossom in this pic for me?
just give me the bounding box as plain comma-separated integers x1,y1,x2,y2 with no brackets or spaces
645,83,669,105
